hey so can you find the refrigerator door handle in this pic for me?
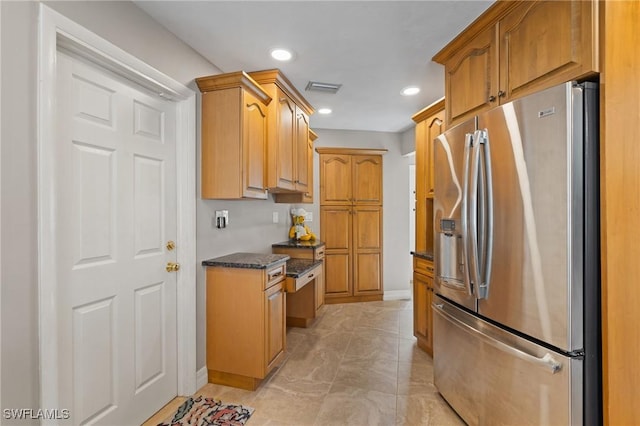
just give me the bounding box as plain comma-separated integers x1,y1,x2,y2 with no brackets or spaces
433,303,563,374
476,129,494,299
468,131,482,297
461,132,474,296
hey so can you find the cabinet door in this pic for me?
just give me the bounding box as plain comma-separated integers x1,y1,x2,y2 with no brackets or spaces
275,92,296,190
445,24,498,125
315,264,324,310
499,0,598,102
352,155,382,205
302,136,314,202
426,111,445,198
242,90,268,199
415,120,427,253
321,206,352,296
353,206,382,295
426,286,433,353
413,271,434,355
320,154,352,204
413,272,429,342
295,109,310,193
264,281,285,371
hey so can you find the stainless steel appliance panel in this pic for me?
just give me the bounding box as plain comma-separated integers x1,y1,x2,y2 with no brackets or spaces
433,117,477,311
476,83,583,352
433,296,581,426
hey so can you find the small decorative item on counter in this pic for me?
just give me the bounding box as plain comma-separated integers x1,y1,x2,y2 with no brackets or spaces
289,208,317,241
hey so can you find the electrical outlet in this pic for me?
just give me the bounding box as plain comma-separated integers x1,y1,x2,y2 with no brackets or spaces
305,212,313,222
215,210,229,228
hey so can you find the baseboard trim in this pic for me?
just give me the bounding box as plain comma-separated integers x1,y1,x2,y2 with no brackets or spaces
196,366,208,391
383,289,412,301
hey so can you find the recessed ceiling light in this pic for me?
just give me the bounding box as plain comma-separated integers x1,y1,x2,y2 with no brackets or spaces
401,86,420,96
318,108,332,115
270,48,293,61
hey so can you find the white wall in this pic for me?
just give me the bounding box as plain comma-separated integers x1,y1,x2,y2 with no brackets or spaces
311,129,413,299
400,126,416,158
195,194,299,368
0,1,220,420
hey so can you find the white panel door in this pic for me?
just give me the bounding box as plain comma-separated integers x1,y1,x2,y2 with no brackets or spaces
55,51,178,425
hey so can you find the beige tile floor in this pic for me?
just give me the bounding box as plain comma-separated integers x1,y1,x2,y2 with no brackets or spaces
144,300,464,426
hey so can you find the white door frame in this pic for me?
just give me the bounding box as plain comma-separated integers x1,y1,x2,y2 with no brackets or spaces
0,0,3,415
37,4,197,418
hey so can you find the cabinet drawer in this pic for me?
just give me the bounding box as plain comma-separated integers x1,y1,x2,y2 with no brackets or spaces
314,246,325,260
266,263,286,289
285,263,322,293
414,257,434,277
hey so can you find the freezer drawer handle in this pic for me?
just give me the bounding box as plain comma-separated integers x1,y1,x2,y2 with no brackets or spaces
433,303,562,374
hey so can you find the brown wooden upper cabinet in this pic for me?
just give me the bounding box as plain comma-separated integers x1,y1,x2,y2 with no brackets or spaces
434,0,599,126
248,70,314,198
412,99,445,254
270,129,317,204
196,72,271,199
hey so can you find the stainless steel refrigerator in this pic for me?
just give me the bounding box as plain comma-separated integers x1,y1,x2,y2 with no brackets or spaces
432,81,600,425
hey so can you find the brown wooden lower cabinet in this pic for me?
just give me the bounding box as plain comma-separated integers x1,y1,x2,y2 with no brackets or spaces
271,241,325,312
413,257,434,355
206,263,286,390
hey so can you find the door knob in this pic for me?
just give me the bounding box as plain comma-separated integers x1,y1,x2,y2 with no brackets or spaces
166,240,176,251
166,262,180,272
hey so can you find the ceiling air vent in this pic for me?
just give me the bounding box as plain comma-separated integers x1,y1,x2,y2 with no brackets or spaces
305,81,342,94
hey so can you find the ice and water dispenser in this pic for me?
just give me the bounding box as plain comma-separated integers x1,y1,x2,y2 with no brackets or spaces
437,218,465,288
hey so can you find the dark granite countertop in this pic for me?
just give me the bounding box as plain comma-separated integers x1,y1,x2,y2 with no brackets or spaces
272,240,325,249
286,258,323,278
411,251,434,261
202,252,290,269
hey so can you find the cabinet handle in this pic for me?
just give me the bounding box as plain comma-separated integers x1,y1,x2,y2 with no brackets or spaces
498,90,506,98
309,274,314,279
488,95,496,102
268,270,283,280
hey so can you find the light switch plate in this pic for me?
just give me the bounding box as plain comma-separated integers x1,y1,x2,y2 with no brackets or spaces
272,212,279,223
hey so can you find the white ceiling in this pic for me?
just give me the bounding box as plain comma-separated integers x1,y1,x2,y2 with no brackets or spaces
135,1,493,133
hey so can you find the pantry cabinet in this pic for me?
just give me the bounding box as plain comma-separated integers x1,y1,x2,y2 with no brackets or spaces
196,72,271,199
434,0,599,125
248,69,314,198
317,148,386,303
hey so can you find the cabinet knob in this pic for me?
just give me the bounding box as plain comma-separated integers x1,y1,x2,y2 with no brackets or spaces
488,95,496,102
498,90,506,98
